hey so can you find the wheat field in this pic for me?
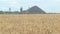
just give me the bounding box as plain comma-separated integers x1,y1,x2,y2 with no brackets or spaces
0,14,60,34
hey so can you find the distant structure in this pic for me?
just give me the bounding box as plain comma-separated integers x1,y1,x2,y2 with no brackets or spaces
0,6,46,14
9,8,11,12
20,7,23,12
20,6,46,14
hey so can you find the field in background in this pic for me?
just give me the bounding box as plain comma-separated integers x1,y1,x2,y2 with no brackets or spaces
0,14,60,34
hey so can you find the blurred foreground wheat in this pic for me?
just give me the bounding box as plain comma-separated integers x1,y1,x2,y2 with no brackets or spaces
0,14,60,34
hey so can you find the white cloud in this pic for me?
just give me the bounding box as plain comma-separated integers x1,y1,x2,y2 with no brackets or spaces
0,0,20,11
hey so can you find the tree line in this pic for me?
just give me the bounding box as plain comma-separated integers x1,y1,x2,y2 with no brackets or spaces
0,7,23,14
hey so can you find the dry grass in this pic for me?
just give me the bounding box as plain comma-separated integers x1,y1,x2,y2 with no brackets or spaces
0,14,60,34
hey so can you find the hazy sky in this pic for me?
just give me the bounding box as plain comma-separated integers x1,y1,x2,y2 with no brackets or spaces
0,0,60,13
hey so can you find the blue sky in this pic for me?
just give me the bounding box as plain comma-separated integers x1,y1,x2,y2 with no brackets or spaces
0,0,60,13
